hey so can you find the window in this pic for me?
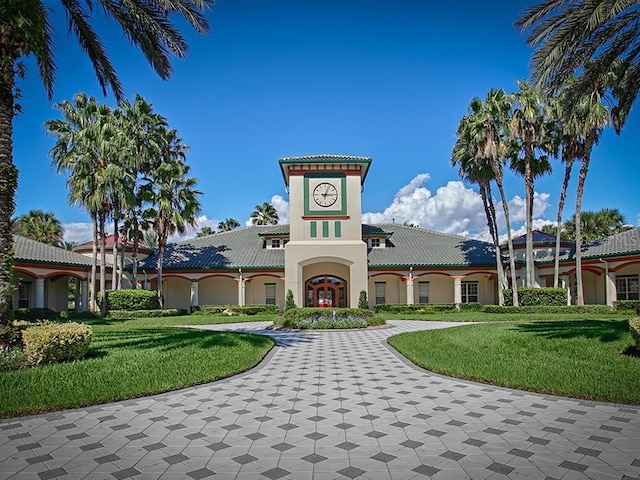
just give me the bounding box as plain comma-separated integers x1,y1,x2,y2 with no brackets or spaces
461,281,478,303
370,238,380,248
375,282,386,305
270,239,280,249
616,275,639,301
265,283,277,305
418,282,429,304
18,282,31,308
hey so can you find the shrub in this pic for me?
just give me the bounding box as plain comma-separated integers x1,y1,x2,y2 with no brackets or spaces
106,289,159,311
615,300,640,314
630,317,640,348
375,304,435,314
106,309,186,319
275,307,384,329
503,287,567,306
0,320,38,349
13,308,58,321
193,305,279,316
358,290,369,310
0,349,28,372
481,305,614,314
457,302,482,311
284,290,296,311
22,322,92,366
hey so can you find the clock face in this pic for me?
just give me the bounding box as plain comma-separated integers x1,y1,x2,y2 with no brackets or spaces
313,182,338,207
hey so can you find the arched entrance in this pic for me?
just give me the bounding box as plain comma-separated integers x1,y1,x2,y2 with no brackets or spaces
306,275,346,307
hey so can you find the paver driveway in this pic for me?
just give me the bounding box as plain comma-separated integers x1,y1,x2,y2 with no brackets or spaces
0,320,639,480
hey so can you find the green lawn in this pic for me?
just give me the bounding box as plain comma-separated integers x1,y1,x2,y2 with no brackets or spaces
0,320,274,417
388,319,640,404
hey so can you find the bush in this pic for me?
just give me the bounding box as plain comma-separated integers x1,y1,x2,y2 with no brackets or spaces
503,287,567,306
193,305,279,316
481,305,614,314
0,320,38,349
13,308,58,321
106,289,159,311
275,307,384,329
457,302,482,311
0,349,28,372
358,290,369,310
284,290,296,311
22,322,92,366
630,318,640,348
373,303,483,314
616,300,640,314
106,309,186,319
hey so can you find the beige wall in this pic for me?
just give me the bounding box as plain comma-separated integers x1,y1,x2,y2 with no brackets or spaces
163,277,191,310
199,276,237,306
245,275,285,310
413,274,455,304
46,277,69,311
368,274,405,306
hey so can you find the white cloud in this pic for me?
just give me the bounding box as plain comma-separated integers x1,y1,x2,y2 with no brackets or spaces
63,222,95,244
169,215,219,242
244,195,290,226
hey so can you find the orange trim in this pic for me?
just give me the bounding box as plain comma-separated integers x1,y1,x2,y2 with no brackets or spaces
611,259,640,272
367,272,405,279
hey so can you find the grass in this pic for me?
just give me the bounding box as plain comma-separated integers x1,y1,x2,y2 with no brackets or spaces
0,319,274,417
388,319,640,404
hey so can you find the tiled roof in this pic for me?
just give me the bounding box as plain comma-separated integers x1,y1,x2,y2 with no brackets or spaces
14,236,92,267
279,154,372,163
137,224,496,271
511,230,574,246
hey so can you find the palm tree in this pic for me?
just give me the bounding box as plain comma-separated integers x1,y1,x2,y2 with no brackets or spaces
452,114,507,305
148,131,201,309
196,226,215,237
515,0,639,122
564,208,631,242
250,202,279,226
507,80,556,287
217,219,240,232
13,209,64,246
0,0,212,324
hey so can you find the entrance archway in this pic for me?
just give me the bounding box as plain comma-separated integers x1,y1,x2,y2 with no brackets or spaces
306,275,346,307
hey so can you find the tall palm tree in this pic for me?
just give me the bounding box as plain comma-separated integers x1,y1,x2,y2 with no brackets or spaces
507,80,556,287
13,209,64,246
148,131,201,308
564,208,631,242
196,226,215,237
47,93,118,315
250,202,279,226
217,219,240,232
452,127,507,305
515,0,639,123
0,0,212,324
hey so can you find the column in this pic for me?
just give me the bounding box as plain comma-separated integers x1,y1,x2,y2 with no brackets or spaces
35,278,45,309
81,280,89,312
237,273,246,307
606,272,617,307
452,276,462,305
406,270,414,305
190,282,199,312
561,275,571,305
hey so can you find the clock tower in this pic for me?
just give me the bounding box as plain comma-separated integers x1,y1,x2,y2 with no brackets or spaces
279,155,371,308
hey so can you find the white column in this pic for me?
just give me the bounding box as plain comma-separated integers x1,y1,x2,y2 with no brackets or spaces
606,272,617,307
190,282,199,312
81,281,89,312
35,278,45,309
561,275,571,305
237,272,246,307
453,276,462,305
406,270,414,305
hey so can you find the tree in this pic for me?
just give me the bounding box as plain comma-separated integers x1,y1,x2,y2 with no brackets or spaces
564,208,632,243
148,131,201,309
0,0,213,324
13,209,64,246
196,226,215,237
507,80,556,287
515,0,639,123
217,218,240,232
250,202,279,226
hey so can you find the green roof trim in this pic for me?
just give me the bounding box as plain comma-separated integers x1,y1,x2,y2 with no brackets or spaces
278,154,372,186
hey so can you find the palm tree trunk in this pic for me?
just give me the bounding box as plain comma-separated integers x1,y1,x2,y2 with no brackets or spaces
112,218,119,290
554,159,573,287
524,153,535,287
132,216,139,287
0,64,18,325
482,182,506,305
492,164,519,306
99,212,107,316
574,152,592,306
157,237,165,309
90,213,98,312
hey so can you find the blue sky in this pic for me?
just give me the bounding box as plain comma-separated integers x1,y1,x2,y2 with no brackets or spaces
13,0,640,242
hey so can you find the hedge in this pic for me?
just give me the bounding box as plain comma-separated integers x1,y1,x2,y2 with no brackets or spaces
373,303,482,314
275,307,385,329
106,309,186,319
193,305,279,316
13,308,59,321
481,305,615,314
503,287,567,306
22,322,92,366
630,318,640,348
106,289,159,311
616,300,640,314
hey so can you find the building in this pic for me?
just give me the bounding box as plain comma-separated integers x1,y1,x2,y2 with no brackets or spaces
12,155,640,311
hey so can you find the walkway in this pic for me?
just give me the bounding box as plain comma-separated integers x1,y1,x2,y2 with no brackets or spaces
0,320,638,479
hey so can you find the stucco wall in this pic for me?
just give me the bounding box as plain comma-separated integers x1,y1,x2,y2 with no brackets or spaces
245,275,285,310
199,276,238,306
